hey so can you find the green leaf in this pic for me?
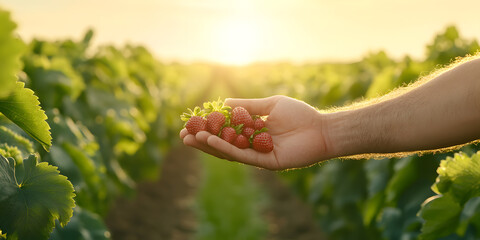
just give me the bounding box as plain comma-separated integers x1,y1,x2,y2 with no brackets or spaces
0,126,34,158
363,191,384,225
458,196,480,236
385,156,418,202
433,152,480,203
0,82,52,151
0,155,75,240
418,152,480,239
0,145,24,165
418,194,461,240
379,207,403,239
62,142,104,195
49,207,111,240
0,9,25,98
364,158,391,196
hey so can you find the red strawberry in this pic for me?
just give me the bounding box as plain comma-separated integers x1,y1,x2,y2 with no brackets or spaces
220,127,237,143
233,134,250,149
185,116,207,135
253,118,265,130
242,127,255,138
252,132,274,153
231,107,254,128
206,111,226,135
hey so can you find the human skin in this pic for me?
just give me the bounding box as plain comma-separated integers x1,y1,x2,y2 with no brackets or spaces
180,57,480,170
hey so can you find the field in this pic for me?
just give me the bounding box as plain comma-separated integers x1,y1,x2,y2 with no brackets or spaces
1,7,480,240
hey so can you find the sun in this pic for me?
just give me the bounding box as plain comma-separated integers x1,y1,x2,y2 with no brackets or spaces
214,18,260,65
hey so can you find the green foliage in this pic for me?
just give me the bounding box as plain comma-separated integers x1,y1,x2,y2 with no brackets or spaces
0,10,24,98
0,6,195,239
0,7,51,151
419,152,480,239
49,207,111,240
0,155,75,240
21,23,189,219
0,82,52,151
0,8,70,240
426,26,480,65
0,125,34,159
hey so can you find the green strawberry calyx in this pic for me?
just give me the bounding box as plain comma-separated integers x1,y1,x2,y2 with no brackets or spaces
203,98,231,119
180,106,205,123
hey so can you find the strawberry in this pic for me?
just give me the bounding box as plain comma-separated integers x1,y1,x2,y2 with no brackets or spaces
181,107,207,135
252,132,274,153
253,118,265,130
242,127,255,138
231,106,254,128
220,127,237,143
206,111,226,135
185,116,207,135
233,134,250,149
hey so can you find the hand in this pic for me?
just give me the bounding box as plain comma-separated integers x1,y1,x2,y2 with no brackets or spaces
179,95,329,170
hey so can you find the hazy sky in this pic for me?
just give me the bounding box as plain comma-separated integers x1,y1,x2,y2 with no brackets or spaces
1,0,480,65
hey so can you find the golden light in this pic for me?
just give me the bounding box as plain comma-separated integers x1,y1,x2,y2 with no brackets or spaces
214,18,261,66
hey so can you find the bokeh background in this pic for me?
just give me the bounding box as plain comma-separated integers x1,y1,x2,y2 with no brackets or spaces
0,1,480,240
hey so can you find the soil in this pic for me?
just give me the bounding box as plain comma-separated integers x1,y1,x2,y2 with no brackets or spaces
254,169,327,240
106,145,326,240
105,145,200,240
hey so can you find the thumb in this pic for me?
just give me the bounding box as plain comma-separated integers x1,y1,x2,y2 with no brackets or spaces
225,96,281,116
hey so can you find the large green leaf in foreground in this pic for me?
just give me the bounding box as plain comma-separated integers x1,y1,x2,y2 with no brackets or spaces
0,82,52,151
419,151,480,239
0,9,24,98
0,155,75,240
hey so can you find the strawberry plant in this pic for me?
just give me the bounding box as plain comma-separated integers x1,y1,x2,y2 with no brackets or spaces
0,9,75,240
418,151,480,239
181,99,274,153
1,6,202,239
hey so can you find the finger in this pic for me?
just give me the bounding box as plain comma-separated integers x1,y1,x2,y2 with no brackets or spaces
225,96,280,116
206,135,280,170
180,128,189,139
195,131,213,144
183,134,227,159
195,131,233,160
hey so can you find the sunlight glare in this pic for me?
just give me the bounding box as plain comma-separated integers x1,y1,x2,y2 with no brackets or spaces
214,19,260,65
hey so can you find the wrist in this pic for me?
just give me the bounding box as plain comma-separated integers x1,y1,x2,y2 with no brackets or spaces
323,106,393,159
323,110,359,159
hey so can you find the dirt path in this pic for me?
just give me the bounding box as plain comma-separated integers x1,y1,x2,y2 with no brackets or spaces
106,145,201,240
254,169,327,240
106,145,326,240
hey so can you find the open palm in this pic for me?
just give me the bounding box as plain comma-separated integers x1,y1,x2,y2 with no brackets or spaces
180,96,328,170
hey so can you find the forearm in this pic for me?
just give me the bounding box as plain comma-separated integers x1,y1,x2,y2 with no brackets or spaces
325,57,480,158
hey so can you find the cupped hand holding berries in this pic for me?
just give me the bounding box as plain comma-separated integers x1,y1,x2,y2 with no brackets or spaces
180,95,330,170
